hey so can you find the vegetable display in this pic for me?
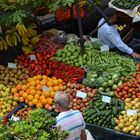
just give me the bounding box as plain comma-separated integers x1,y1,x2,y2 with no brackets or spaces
83,95,124,128
46,60,86,83
112,0,140,10
0,109,69,140
115,98,140,136
52,42,136,77
115,73,140,100
62,82,96,112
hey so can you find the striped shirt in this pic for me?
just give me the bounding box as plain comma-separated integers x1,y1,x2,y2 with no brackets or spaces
56,110,86,140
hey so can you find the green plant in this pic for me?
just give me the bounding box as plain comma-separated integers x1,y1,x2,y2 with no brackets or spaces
0,109,69,140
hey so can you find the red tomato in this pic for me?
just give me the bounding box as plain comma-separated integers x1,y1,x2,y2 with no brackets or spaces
124,86,129,91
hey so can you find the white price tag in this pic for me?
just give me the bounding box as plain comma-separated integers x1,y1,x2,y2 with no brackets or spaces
76,91,87,99
8,63,17,69
127,110,137,116
100,45,109,52
102,96,111,103
30,55,36,60
11,115,20,121
42,85,50,92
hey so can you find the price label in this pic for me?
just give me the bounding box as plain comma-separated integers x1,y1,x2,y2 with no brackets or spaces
11,115,20,121
139,86,140,92
76,91,87,99
102,96,111,103
42,85,50,92
127,110,137,116
30,55,36,60
100,45,109,52
8,63,17,69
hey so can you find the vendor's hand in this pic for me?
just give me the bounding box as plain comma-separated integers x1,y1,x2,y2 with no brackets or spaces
131,52,140,58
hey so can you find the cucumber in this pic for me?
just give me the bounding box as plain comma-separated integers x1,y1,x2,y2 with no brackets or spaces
94,106,100,114
105,110,112,117
119,101,124,110
90,113,98,120
112,107,117,115
87,109,96,117
111,118,115,126
100,102,107,110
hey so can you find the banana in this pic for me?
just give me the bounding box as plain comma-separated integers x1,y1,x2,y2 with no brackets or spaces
14,32,21,43
5,34,12,47
15,23,27,36
1,39,8,50
30,36,40,44
0,39,4,51
22,36,29,46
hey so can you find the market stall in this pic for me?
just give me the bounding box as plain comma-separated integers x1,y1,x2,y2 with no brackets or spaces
0,0,140,140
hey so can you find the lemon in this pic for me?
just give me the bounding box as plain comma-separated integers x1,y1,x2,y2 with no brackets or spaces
128,125,135,131
130,130,136,135
122,127,129,133
118,123,124,129
125,122,131,127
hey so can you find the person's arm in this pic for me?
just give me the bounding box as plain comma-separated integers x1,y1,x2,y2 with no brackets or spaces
107,29,133,54
81,129,87,140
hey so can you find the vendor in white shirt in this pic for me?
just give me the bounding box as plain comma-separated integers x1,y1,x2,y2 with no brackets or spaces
98,8,140,58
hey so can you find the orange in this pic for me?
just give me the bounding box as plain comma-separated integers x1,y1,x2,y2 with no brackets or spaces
22,85,27,91
40,95,45,100
27,78,33,82
36,90,42,95
42,91,50,97
30,86,35,90
40,98,47,105
22,92,28,99
53,86,60,92
25,98,29,104
32,99,38,105
47,81,53,87
27,95,33,101
49,87,54,92
29,101,34,107
36,84,42,90
40,80,47,85
53,79,59,86
35,80,40,84
19,91,24,96
30,81,36,86
58,79,63,83
52,77,56,80
45,104,52,110
26,83,31,88
16,84,22,90
37,75,42,80
34,94,40,99
19,97,24,102
29,89,36,95
46,97,53,105
25,89,30,94
11,88,17,94
50,92,55,98
36,102,43,108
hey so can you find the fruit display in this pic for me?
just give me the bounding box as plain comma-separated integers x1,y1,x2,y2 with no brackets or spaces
0,65,29,88
52,42,136,77
0,109,69,140
82,71,123,96
0,23,40,52
62,82,96,112
14,106,32,120
83,95,124,128
115,74,140,100
115,24,127,32
115,98,140,136
46,60,86,83
11,75,63,111
112,0,140,10
17,48,55,76
0,84,18,117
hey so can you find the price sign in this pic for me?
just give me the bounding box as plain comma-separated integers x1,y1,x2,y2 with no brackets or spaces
42,85,50,92
30,55,36,60
100,45,109,52
11,115,20,121
102,96,111,103
8,63,17,69
76,91,87,99
127,110,137,116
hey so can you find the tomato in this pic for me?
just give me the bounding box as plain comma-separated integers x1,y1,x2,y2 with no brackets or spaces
132,95,136,99
116,88,121,92
128,89,132,93
136,93,140,97
122,90,127,95
124,94,128,98
118,92,123,96
132,91,136,94
124,86,129,91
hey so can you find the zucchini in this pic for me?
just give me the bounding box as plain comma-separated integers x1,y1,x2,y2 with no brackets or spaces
87,109,96,117
105,110,112,117
112,107,117,115
94,106,100,114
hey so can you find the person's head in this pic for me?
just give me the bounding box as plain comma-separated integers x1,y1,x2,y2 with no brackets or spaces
104,8,117,25
54,91,70,112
